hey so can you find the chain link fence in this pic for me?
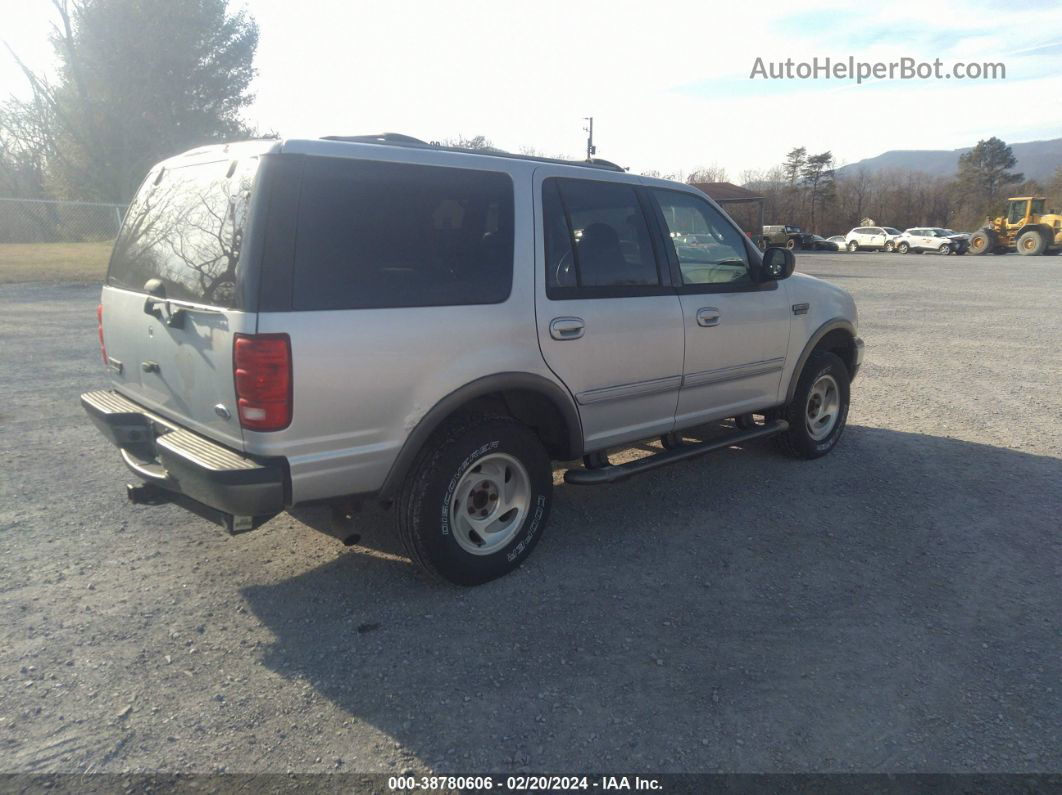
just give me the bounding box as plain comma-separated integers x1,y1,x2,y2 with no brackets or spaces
0,197,127,244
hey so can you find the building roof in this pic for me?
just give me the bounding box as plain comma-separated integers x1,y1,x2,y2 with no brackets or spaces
690,181,764,202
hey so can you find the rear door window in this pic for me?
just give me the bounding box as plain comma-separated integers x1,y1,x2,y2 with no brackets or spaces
544,177,662,296
108,157,257,307
292,158,513,310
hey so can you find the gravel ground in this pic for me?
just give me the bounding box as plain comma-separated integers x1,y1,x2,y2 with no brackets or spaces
1,252,1060,775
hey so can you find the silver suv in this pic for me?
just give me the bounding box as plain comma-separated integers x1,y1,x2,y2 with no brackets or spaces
82,134,864,585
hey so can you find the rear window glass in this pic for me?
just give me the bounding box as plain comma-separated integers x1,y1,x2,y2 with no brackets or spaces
108,158,256,307
292,158,514,310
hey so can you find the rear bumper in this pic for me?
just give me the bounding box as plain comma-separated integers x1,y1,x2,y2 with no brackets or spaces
81,390,288,529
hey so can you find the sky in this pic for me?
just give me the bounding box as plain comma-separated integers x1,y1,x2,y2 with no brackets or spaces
2,0,1060,179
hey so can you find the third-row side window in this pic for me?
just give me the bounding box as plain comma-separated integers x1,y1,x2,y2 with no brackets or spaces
292,158,514,310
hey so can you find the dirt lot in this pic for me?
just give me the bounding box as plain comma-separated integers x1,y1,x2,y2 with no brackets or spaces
0,252,1059,774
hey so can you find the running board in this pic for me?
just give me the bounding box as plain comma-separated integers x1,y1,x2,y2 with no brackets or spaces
564,420,789,486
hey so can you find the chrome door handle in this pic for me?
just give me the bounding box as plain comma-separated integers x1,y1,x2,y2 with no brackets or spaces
696,308,721,327
550,317,585,340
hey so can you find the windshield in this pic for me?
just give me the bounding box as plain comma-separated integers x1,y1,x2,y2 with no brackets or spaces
1031,199,1045,215
884,227,900,235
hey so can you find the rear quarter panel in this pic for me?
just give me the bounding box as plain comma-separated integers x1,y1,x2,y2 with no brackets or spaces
251,165,561,503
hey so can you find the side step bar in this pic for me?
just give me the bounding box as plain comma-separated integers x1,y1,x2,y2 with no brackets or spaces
564,420,789,486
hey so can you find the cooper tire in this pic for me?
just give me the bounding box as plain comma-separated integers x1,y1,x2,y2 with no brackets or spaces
777,351,850,460
395,414,552,586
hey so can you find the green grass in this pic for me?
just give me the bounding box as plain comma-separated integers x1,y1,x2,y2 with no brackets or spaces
0,241,112,284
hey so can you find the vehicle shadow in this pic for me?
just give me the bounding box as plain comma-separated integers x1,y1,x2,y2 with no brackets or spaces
240,426,1062,772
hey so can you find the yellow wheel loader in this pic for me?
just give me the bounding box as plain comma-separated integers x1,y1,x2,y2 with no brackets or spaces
968,197,1062,256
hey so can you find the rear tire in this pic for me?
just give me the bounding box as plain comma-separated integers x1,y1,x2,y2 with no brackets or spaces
1017,230,1046,256
395,414,553,586
776,351,850,460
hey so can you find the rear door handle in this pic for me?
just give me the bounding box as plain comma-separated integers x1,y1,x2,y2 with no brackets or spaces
550,317,585,340
696,307,721,327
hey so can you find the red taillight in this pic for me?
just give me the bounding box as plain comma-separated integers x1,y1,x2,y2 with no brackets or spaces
96,303,107,365
233,334,292,431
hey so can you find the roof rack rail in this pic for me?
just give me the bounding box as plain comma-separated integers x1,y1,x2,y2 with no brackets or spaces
319,133,626,172
322,133,429,145
587,158,626,171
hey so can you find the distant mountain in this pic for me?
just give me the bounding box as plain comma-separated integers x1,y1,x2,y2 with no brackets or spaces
835,138,1062,182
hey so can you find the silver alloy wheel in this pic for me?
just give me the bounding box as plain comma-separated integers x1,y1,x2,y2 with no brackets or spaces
449,452,531,556
805,374,841,441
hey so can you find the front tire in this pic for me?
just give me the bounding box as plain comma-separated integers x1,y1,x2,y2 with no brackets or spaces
847,241,859,253
884,241,895,253
969,229,994,255
897,241,910,254
777,351,850,459
395,414,553,585
939,244,952,255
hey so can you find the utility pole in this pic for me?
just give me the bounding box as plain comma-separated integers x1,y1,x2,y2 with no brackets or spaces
583,117,596,161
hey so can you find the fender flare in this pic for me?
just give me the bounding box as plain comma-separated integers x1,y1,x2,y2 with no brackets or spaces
378,372,583,500
785,318,857,404
1016,223,1052,240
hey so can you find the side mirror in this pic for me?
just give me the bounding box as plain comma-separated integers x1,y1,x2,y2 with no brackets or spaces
759,246,795,282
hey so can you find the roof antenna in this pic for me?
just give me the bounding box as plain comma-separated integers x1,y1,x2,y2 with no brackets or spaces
583,117,596,162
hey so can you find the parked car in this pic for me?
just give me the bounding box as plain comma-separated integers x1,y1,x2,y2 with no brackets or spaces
844,226,902,253
826,235,847,250
806,234,840,251
762,224,812,250
896,227,962,255
82,134,863,586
